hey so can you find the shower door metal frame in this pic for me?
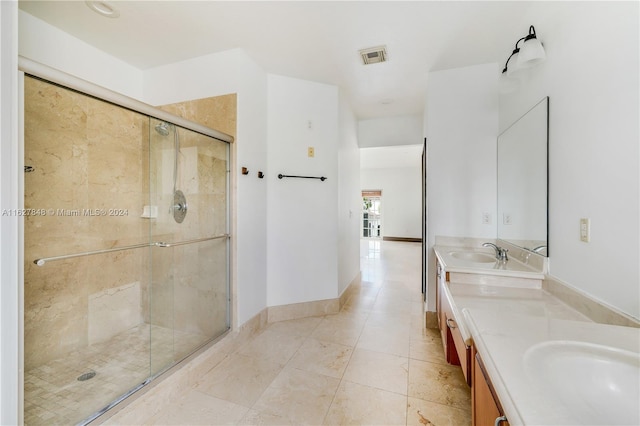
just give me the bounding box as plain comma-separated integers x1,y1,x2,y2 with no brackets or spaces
147,120,232,381
19,57,234,144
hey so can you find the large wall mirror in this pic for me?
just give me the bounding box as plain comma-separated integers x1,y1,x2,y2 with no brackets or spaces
497,97,549,256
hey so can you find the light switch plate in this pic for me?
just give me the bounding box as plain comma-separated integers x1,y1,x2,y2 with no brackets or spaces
308,147,315,157
482,212,491,224
580,218,590,242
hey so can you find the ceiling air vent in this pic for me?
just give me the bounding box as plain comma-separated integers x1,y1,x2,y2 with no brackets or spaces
359,46,388,65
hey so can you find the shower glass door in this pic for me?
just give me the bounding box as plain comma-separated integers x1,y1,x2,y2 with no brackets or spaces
148,118,230,376
23,74,231,425
23,76,152,425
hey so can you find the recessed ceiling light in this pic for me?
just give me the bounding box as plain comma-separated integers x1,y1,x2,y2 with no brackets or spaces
85,1,120,18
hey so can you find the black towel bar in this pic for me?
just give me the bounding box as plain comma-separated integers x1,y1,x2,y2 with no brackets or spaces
278,174,327,181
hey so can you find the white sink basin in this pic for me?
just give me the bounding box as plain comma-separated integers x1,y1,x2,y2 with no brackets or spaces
449,251,496,263
523,340,640,425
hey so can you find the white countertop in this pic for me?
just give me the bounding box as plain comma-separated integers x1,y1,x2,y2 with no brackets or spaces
446,283,590,346
434,245,544,279
464,309,640,425
434,244,640,425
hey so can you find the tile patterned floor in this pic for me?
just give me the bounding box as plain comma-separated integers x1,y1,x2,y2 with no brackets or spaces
139,240,471,425
26,240,471,425
24,325,207,425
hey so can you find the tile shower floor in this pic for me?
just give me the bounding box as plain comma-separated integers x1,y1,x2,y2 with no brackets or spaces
25,324,206,425
111,240,472,425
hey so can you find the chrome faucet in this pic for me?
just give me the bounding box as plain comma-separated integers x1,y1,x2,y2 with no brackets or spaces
532,245,547,254
482,242,509,261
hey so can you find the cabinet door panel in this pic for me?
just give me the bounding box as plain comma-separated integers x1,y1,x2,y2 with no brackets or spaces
472,349,509,426
448,312,471,384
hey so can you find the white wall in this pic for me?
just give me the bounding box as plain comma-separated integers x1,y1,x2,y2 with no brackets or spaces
144,49,269,326
425,63,499,311
361,166,422,239
0,2,20,423
500,2,639,319
358,114,423,148
18,11,143,99
337,93,361,296
266,75,339,306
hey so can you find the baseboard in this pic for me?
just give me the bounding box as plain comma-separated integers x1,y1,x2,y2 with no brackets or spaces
267,298,340,323
382,236,422,243
339,272,361,309
425,310,439,329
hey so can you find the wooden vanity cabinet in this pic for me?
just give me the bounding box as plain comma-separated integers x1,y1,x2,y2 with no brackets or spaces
448,310,470,383
436,260,447,344
472,345,509,426
436,258,471,384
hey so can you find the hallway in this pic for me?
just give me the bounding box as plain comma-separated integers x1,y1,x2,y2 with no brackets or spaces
111,240,471,425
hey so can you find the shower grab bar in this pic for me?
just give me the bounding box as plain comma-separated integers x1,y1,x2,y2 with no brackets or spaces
33,234,230,266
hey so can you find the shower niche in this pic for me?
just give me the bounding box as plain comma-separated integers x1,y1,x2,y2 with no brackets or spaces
23,75,231,425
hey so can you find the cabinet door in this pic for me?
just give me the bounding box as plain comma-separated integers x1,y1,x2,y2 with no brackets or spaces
437,261,461,367
472,348,509,426
447,311,470,384
436,259,443,329
436,259,445,344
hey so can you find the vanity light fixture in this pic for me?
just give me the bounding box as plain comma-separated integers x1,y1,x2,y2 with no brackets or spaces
85,1,120,18
500,25,546,94
517,26,546,68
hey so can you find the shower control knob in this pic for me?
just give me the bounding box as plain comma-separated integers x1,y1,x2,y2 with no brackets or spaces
172,190,188,223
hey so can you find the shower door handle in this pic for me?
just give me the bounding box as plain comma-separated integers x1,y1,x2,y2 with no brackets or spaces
154,234,230,248
34,235,230,265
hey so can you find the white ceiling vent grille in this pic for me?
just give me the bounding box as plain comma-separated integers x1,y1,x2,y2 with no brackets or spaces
359,46,388,65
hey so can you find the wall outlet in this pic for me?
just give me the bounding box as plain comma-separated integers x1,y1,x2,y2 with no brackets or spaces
308,147,315,157
503,213,512,225
482,212,491,224
580,218,590,242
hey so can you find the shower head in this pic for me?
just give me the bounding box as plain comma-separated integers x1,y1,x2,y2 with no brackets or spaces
155,122,170,136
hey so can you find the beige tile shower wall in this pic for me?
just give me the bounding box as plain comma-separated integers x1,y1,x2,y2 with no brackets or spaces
159,94,237,138
23,77,149,369
88,282,142,345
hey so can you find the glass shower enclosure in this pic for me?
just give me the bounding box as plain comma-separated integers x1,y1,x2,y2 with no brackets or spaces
23,75,230,425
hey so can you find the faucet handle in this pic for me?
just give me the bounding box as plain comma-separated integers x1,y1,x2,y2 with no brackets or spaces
499,248,509,261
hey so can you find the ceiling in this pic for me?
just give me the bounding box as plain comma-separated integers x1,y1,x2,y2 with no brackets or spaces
19,1,535,119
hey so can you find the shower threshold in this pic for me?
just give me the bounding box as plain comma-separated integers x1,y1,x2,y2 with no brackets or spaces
24,324,207,426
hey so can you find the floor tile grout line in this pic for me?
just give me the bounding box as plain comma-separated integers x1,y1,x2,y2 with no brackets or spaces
318,299,371,425
314,300,358,416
